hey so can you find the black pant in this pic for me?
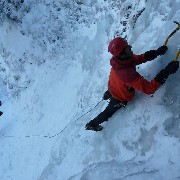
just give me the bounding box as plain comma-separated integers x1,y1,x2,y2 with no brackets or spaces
89,98,127,126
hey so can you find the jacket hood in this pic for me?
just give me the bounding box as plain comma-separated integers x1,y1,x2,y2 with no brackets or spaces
110,57,134,71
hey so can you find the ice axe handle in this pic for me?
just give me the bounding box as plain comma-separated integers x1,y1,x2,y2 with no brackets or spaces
164,21,180,46
173,50,180,61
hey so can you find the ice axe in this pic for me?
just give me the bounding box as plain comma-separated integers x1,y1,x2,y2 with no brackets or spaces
173,49,180,61
164,21,180,46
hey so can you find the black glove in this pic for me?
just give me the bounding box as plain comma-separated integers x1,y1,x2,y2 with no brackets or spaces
156,46,168,55
164,61,179,74
154,61,179,85
154,69,169,85
103,90,112,100
144,46,168,61
144,50,158,61
0,111,3,116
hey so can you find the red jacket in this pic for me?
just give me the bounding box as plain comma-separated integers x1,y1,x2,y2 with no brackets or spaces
108,54,161,102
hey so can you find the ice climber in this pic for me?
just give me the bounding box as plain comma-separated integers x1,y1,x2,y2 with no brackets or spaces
85,37,179,131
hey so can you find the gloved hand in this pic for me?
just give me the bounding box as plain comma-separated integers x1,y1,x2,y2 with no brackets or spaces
103,90,112,100
154,61,179,85
165,61,179,74
144,50,158,61
156,45,168,55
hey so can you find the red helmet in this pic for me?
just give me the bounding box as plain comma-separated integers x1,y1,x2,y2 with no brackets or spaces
108,37,128,56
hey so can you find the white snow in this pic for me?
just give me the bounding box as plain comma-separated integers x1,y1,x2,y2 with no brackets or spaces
0,0,180,180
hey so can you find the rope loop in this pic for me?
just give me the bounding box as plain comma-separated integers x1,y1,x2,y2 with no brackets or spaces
0,100,103,139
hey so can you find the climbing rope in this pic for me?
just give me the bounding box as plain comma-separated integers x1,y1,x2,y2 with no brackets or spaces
0,99,103,139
